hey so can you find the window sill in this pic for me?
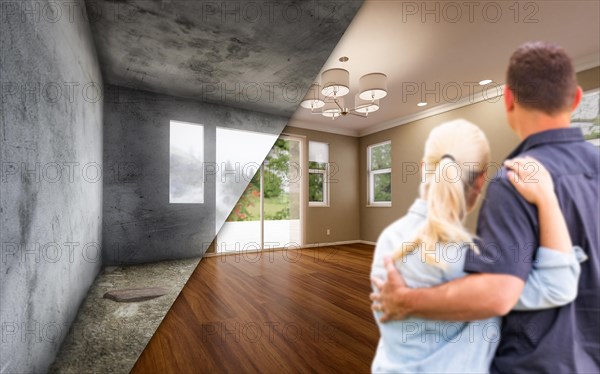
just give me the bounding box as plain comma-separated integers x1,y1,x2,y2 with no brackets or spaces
366,203,392,208
309,203,330,208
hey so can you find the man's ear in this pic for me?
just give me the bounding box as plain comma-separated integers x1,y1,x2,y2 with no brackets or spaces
571,86,583,112
504,86,515,112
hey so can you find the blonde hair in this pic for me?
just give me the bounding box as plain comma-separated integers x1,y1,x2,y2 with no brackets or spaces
393,119,490,267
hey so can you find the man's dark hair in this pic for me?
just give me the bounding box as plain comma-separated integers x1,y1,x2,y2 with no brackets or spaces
506,41,578,115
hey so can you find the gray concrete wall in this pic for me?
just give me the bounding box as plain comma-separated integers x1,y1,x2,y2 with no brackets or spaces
0,1,104,372
103,85,287,265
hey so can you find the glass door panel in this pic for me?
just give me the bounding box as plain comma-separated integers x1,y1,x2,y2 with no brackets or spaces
263,137,302,249
217,171,262,253
215,127,277,236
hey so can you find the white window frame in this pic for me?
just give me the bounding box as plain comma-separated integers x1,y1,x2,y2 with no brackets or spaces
308,141,330,207
367,140,392,207
308,165,329,207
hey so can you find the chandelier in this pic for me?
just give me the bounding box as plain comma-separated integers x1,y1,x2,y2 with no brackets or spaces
300,66,388,120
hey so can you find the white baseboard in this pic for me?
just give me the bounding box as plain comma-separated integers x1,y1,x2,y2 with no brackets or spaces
302,239,366,248
203,240,374,257
358,240,377,246
303,239,376,247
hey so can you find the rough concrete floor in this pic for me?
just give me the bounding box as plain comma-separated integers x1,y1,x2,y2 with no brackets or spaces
49,257,201,373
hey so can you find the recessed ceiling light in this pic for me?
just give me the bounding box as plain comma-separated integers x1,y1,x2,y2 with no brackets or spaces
479,79,492,85
339,56,349,62
417,102,427,107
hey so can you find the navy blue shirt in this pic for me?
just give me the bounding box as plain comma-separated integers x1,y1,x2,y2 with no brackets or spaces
465,128,600,373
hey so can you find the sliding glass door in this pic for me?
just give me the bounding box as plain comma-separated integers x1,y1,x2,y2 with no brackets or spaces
263,136,302,249
217,135,304,253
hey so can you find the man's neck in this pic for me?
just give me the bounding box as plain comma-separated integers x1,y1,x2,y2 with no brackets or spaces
515,109,571,140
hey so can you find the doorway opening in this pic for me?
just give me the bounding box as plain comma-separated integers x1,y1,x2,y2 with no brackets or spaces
217,135,304,253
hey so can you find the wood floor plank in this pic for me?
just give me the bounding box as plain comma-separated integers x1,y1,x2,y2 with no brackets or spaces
132,244,379,373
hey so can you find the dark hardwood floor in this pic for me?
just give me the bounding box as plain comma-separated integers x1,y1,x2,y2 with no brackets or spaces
132,244,379,373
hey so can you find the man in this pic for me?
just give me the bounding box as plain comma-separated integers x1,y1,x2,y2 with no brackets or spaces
371,41,599,373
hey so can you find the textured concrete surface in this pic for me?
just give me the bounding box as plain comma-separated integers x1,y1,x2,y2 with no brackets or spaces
48,258,200,374
103,85,287,265
0,0,104,372
86,0,363,116
1,0,363,371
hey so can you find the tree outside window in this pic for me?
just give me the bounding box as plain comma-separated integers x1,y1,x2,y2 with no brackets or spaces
368,141,391,206
308,141,329,207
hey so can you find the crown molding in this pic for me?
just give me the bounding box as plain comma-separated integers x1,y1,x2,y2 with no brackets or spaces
285,119,360,137
574,52,600,73
358,83,505,137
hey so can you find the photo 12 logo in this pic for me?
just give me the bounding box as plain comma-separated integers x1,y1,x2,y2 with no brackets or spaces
2,242,101,265
0,1,142,24
1,162,142,185
400,2,540,24
401,81,503,106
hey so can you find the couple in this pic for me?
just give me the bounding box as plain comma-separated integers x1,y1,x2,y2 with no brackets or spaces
370,42,599,373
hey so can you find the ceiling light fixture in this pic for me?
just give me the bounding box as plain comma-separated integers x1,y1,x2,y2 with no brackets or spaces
322,97,345,119
300,67,388,120
321,68,350,98
299,84,325,111
354,94,380,114
479,79,492,85
417,102,428,107
359,73,388,101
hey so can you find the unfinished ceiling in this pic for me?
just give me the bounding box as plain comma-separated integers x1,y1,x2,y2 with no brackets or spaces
86,0,363,116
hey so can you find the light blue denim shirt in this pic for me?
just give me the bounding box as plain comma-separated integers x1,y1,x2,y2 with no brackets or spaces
371,198,586,374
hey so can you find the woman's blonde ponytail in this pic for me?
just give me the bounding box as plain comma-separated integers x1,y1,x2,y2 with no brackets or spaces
394,120,490,268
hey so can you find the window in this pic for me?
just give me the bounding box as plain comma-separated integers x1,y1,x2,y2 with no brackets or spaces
367,141,391,206
571,89,599,147
169,121,204,204
308,141,329,207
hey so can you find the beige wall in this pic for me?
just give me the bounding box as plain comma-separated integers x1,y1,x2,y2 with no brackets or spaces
359,66,600,242
283,126,362,244
579,66,600,91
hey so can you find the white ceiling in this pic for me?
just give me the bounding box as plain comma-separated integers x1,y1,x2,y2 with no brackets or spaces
288,0,600,137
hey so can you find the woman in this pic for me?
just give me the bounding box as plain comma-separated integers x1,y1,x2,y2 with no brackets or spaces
370,119,586,373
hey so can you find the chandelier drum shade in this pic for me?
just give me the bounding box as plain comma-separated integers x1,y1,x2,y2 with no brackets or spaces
322,97,344,118
300,63,388,120
321,68,350,98
300,84,325,110
354,94,380,114
359,73,388,101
